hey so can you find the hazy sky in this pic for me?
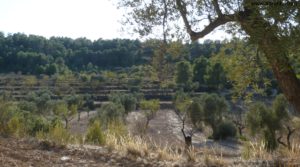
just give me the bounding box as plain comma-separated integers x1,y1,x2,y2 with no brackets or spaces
0,0,229,41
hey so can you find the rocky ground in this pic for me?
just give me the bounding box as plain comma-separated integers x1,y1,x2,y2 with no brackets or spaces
0,136,175,167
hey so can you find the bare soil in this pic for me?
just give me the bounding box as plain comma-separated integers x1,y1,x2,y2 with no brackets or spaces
127,109,242,160
0,136,168,167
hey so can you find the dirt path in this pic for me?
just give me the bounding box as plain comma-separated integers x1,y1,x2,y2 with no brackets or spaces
127,109,242,159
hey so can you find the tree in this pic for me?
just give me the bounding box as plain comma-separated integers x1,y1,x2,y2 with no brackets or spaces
173,91,195,148
246,94,292,151
193,57,209,85
139,99,160,134
97,102,125,128
199,93,229,139
175,61,193,90
109,93,137,114
205,62,227,89
116,0,300,113
52,101,76,129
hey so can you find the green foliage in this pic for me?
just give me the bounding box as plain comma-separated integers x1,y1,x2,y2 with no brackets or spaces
109,93,137,114
246,94,290,151
188,98,203,128
216,40,272,99
97,102,125,127
52,101,69,116
25,89,53,114
64,94,83,109
175,61,193,90
185,93,229,138
23,113,50,136
18,101,38,113
193,57,209,85
0,101,20,136
0,34,151,74
52,100,76,129
213,121,237,140
86,120,106,145
47,124,71,145
174,90,192,113
140,99,160,126
128,76,143,93
7,114,26,138
204,62,227,89
201,93,228,133
107,119,127,139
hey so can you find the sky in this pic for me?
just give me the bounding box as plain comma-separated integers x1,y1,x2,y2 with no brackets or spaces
0,0,230,41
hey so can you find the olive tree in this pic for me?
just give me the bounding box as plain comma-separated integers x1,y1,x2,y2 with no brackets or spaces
191,93,234,140
96,102,125,128
139,99,160,134
52,100,76,129
246,94,293,151
116,0,300,114
174,91,195,148
109,93,137,114
175,60,195,91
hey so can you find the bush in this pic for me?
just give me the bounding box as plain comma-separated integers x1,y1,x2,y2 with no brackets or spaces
47,124,71,145
0,101,20,136
109,93,137,114
7,115,26,138
213,121,237,140
86,120,106,145
25,114,50,136
97,102,125,127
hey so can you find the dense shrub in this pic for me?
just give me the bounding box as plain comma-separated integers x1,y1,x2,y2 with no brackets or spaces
213,121,237,140
109,93,137,114
25,114,50,136
0,101,20,136
97,102,125,127
7,114,26,138
188,98,203,129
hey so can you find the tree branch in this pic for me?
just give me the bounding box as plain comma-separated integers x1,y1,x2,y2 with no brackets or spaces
286,125,296,149
212,0,222,17
277,136,287,147
176,0,235,41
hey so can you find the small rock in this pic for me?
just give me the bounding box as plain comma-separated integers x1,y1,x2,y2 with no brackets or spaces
100,156,106,162
60,156,71,161
109,159,116,164
142,159,148,165
136,157,142,163
173,163,180,167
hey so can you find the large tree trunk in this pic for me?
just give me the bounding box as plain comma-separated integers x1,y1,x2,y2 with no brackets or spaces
238,8,300,113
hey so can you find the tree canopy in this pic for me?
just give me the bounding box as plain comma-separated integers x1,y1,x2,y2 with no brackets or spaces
116,0,300,113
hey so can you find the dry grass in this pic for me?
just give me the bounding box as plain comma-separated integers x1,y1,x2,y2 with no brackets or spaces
242,139,300,166
105,132,185,162
278,141,300,159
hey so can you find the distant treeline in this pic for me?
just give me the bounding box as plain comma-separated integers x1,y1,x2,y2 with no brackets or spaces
0,32,223,75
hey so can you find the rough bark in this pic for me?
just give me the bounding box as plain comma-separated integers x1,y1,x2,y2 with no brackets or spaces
181,129,192,148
